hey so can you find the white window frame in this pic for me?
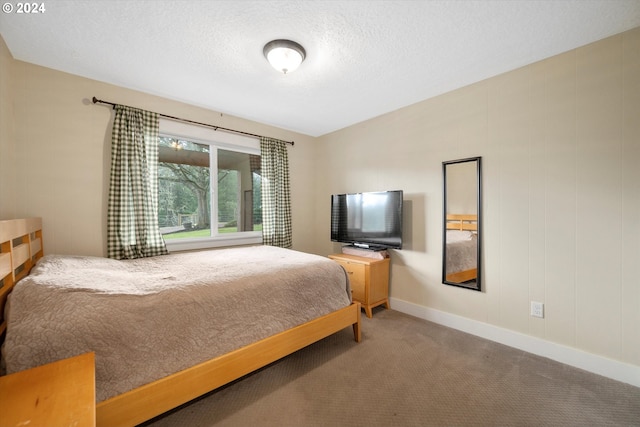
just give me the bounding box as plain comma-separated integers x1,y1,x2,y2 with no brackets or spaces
158,118,262,252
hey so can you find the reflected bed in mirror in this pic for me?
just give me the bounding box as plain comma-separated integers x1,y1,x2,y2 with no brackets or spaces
442,157,482,291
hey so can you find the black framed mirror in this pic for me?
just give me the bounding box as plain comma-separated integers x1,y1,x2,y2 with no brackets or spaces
442,157,482,291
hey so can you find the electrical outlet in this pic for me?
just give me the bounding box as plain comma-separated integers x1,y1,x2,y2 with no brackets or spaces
530,301,544,318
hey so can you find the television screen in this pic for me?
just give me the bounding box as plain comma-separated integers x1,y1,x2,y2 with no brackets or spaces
331,190,403,250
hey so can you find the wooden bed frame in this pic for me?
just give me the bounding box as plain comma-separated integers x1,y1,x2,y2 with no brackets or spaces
445,214,478,283
0,218,362,427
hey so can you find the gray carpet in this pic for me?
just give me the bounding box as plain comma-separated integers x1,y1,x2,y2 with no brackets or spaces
143,309,640,426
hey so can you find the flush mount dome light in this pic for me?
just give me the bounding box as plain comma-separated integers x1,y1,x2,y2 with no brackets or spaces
263,39,306,74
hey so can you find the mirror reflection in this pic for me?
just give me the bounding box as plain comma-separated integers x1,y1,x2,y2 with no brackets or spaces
442,157,481,291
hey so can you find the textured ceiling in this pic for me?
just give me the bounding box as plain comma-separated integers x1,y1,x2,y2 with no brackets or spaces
1,1,639,136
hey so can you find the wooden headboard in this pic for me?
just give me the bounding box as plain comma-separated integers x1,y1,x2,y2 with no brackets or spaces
446,214,478,231
0,218,44,344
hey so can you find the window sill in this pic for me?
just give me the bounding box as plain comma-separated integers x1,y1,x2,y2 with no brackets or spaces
164,233,262,253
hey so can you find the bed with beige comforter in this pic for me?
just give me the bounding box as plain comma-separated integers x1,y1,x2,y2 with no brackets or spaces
2,245,351,402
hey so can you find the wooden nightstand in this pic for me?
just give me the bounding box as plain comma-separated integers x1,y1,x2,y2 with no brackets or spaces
329,253,390,318
0,352,96,427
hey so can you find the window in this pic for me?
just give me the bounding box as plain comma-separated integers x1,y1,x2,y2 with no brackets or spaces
157,119,262,251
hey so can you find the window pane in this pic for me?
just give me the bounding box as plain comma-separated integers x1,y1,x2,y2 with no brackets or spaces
158,137,212,240
217,149,262,233
157,136,262,244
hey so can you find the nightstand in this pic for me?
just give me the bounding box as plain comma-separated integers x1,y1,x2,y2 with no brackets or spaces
329,253,390,318
0,352,96,427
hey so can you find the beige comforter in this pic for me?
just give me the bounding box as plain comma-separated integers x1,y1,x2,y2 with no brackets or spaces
445,230,477,274
3,245,351,402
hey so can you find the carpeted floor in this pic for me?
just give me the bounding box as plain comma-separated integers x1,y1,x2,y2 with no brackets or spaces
143,308,640,427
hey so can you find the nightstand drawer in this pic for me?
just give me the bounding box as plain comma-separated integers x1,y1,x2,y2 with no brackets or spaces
341,262,365,284
334,260,365,301
350,277,365,302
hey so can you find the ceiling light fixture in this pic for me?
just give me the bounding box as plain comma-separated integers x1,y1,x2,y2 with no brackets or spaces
263,39,306,74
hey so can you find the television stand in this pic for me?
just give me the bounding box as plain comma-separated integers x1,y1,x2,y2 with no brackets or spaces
328,253,390,318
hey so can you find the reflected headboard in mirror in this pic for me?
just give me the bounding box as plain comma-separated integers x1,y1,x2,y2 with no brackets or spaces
442,157,482,291
446,214,477,231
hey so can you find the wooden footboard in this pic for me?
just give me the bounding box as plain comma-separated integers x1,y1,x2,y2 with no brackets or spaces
445,268,477,283
96,301,360,427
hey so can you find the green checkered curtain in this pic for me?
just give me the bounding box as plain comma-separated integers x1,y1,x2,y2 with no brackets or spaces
107,105,168,259
260,137,292,248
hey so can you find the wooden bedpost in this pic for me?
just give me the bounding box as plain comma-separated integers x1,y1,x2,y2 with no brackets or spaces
353,302,362,342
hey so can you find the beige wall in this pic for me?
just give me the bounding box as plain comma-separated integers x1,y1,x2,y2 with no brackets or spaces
316,27,640,368
0,36,16,218
0,37,318,256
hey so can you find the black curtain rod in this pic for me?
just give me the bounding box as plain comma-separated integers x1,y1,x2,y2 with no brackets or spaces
92,97,294,146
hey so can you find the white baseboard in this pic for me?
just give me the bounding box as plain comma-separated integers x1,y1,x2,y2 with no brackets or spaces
390,297,640,388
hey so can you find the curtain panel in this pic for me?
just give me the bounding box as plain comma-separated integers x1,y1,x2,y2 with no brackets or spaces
107,105,168,259
260,137,292,248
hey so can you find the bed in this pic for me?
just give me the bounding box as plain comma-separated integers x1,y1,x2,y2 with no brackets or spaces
444,214,478,283
0,217,361,426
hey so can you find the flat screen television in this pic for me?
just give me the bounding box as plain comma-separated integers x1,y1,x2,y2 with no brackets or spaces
330,190,403,250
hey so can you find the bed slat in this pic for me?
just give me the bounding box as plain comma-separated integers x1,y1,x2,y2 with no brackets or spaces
12,243,30,271
0,252,10,280
30,237,42,258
